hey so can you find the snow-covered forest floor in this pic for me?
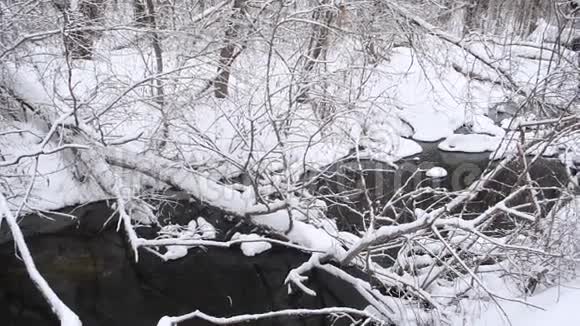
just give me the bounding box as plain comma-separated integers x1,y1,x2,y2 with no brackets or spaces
461,275,580,326
4,32,578,210
2,1,580,325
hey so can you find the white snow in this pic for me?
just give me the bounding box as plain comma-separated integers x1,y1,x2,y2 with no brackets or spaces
500,117,522,130
251,210,345,258
528,18,580,44
231,233,272,256
396,137,424,158
463,279,580,326
426,167,448,178
160,245,189,261
196,217,217,240
0,120,106,211
187,220,197,232
292,141,352,173
359,135,423,162
437,131,557,159
2,6,580,326
4,34,575,214
438,134,501,153
399,110,457,142
156,316,173,326
469,115,506,137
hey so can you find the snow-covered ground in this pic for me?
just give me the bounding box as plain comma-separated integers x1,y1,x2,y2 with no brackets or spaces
466,279,580,326
3,32,577,211
449,197,580,326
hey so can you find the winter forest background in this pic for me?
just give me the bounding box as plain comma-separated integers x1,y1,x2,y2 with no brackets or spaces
1,0,580,325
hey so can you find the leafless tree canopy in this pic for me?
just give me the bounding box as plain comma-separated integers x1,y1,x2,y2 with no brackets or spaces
1,0,580,325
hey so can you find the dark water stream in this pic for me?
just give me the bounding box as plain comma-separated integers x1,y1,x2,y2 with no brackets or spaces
0,141,569,326
312,141,566,233
0,201,367,326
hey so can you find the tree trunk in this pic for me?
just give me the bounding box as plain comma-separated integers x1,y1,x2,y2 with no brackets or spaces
523,0,542,37
135,0,167,151
296,2,335,103
464,0,489,35
214,0,247,99
57,0,106,60
134,0,148,25
437,0,454,26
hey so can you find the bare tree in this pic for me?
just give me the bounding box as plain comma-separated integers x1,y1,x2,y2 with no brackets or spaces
214,0,247,99
54,0,107,59
1,1,579,325
464,0,489,34
296,0,336,103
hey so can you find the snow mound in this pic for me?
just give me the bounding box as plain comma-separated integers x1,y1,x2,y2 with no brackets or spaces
396,138,424,158
469,115,506,137
399,110,456,142
466,279,580,326
359,134,423,162
160,246,189,261
251,210,345,257
196,217,216,239
426,167,447,178
232,233,272,256
439,133,555,160
438,134,501,153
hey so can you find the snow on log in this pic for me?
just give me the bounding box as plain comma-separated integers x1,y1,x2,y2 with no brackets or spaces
101,146,346,257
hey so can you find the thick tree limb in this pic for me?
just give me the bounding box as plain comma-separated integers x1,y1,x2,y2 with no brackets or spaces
102,146,288,217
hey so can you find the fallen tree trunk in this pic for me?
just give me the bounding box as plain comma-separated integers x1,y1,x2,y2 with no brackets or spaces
101,146,287,217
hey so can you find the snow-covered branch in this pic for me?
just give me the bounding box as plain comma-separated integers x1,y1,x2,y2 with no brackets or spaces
138,237,321,254
340,155,521,265
157,307,381,326
102,147,289,218
0,144,89,167
0,194,82,326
